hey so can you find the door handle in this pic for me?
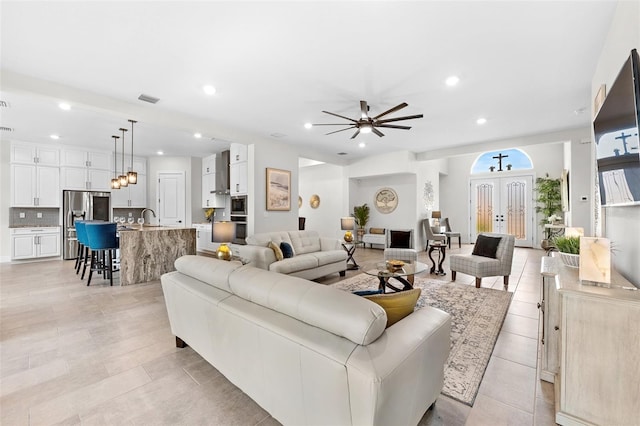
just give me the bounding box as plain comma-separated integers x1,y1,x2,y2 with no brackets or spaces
178,220,182,223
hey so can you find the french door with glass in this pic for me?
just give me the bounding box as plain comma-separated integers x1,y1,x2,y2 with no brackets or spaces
470,174,534,247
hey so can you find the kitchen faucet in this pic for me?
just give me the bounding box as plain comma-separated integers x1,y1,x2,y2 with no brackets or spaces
141,208,156,221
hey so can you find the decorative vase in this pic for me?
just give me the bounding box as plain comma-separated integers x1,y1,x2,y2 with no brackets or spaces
559,252,580,268
343,231,353,243
356,228,365,240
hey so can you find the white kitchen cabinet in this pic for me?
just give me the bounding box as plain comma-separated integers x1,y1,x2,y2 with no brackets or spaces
230,143,248,164
111,173,147,207
61,148,111,170
61,167,111,191
230,162,248,195
11,227,61,260
11,143,59,166
194,224,215,252
115,155,147,176
11,164,60,207
202,154,216,175
202,174,225,208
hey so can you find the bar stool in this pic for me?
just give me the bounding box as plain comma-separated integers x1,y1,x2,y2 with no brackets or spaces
76,221,92,279
85,222,119,286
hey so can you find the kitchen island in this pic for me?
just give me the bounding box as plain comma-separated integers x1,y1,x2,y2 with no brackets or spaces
119,226,196,286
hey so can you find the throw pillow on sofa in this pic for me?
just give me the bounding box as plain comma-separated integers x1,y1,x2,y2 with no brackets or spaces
472,235,502,258
280,242,295,258
364,288,421,327
268,241,284,261
369,227,385,234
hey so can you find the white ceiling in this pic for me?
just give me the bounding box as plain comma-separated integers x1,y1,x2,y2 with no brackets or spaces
0,1,617,163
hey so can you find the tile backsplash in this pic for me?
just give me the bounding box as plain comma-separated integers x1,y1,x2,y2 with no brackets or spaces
10,208,60,227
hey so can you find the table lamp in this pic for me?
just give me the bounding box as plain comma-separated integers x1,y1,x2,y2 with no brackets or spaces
431,210,441,226
212,221,236,261
340,217,355,242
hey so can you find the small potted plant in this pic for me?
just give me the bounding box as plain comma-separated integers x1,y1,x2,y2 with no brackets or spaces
352,204,370,240
553,235,580,268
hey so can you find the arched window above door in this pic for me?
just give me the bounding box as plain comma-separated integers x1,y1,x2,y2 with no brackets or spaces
471,148,533,174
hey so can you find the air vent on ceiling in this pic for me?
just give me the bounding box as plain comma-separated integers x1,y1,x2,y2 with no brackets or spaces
1,126,14,132
0,100,9,108
138,94,160,104
337,152,348,156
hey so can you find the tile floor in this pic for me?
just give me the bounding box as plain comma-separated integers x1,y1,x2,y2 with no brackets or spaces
0,245,556,425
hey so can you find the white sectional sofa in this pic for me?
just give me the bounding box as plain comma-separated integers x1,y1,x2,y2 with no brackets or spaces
161,255,452,426
232,230,347,280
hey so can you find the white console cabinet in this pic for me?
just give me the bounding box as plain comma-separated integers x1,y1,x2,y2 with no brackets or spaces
540,255,640,425
11,227,61,260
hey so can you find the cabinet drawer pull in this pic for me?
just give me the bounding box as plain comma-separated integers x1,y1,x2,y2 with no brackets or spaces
554,326,559,331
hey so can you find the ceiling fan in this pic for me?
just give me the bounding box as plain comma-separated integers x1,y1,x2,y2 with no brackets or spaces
312,100,423,139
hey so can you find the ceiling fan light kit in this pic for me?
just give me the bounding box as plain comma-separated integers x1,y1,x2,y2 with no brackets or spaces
312,100,423,139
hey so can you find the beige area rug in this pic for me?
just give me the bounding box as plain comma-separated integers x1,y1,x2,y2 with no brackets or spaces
330,273,512,406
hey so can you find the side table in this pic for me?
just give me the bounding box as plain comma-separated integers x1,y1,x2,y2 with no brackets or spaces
428,243,446,276
341,241,362,270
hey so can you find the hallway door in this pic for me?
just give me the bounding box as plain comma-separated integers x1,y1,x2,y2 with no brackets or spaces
157,171,186,227
470,174,534,247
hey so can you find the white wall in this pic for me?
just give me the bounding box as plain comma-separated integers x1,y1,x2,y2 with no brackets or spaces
148,156,195,226
299,163,346,239
591,0,640,285
249,140,299,234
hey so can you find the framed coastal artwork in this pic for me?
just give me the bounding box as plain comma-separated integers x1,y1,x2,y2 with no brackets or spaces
266,168,291,211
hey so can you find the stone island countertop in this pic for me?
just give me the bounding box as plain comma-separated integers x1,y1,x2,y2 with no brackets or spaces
119,226,196,285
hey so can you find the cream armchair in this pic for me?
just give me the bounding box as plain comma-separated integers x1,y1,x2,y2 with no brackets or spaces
449,233,515,288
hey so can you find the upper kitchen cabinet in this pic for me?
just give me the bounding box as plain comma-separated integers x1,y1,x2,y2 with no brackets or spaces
229,143,247,195
11,142,59,166
61,148,111,170
230,143,248,164
115,155,147,176
11,164,60,207
60,147,112,191
202,154,216,175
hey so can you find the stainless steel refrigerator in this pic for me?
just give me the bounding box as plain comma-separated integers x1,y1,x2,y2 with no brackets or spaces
63,190,111,260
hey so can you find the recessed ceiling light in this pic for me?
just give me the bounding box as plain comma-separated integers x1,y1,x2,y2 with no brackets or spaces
445,76,460,87
358,142,366,148
194,133,202,138
476,117,487,125
203,85,216,95
58,102,71,111
157,151,164,155
50,134,60,140
304,123,312,129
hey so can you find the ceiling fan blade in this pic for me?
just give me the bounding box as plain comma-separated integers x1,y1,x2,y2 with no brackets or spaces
376,114,424,124
372,128,385,137
360,100,369,118
350,128,361,139
325,126,356,135
376,124,412,130
322,111,357,122
372,102,408,120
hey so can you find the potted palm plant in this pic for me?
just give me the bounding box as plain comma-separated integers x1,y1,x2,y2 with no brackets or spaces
352,204,370,240
553,235,580,268
535,174,562,249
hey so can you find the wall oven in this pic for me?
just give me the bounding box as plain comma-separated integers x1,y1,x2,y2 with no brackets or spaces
230,195,247,215
230,215,247,245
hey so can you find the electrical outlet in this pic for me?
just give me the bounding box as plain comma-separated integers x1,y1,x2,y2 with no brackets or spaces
128,212,133,217
19,212,25,218
36,212,43,218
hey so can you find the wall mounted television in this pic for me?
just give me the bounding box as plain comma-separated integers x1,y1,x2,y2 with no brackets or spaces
593,48,640,206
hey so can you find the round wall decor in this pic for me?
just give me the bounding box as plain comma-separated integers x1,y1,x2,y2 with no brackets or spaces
374,187,398,214
310,194,320,209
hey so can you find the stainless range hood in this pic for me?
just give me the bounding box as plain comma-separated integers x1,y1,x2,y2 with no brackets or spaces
215,150,230,194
